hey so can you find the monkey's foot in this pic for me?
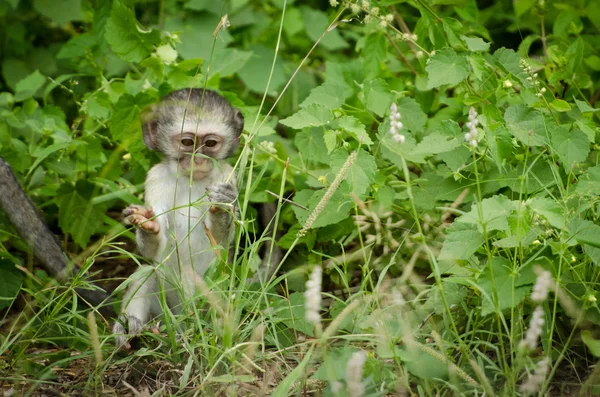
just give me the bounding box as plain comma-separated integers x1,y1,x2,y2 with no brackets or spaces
123,205,160,234
207,182,237,213
113,314,144,350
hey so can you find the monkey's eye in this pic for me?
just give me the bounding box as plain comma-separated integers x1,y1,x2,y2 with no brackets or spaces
205,139,218,148
181,138,195,147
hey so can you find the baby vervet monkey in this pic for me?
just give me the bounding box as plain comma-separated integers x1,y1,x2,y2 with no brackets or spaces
113,89,243,348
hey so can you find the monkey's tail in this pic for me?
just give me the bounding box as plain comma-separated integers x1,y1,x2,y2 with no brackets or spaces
0,156,115,318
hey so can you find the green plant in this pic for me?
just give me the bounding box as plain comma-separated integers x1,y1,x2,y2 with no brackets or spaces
1,0,600,395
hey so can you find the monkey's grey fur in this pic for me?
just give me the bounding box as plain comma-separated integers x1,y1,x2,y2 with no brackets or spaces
0,156,114,317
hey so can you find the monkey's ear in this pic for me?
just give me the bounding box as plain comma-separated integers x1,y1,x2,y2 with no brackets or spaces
232,108,244,137
141,108,160,151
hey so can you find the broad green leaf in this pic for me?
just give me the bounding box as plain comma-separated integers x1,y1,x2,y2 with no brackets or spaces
575,165,600,196
280,104,333,129
330,148,376,199
275,292,315,336
105,1,161,63
514,0,535,16
457,194,515,232
364,78,393,117
294,127,329,164
461,36,490,52
323,130,338,153
300,83,352,110
301,8,348,51
477,257,536,315
582,331,600,357
85,92,112,120
412,133,461,157
14,70,46,102
363,33,387,79
110,93,155,145
527,196,565,228
336,116,372,145
491,48,529,86
549,124,589,172
550,99,571,112
397,347,449,380
57,181,108,248
292,184,353,229
574,98,599,113
439,223,484,260
504,104,546,146
568,219,600,248
237,45,288,94
155,44,178,64
426,48,469,89
0,261,23,311
33,0,82,25
57,33,98,59
396,97,427,133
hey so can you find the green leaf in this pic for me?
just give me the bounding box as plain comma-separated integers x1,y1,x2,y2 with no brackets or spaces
527,196,565,228
439,222,484,260
237,45,287,94
362,33,387,79
461,36,490,52
568,219,600,248
514,0,536,16
292,184,353,229
549,99,571,112
14,70,46,102
57,181,107,248
492,48,529,86
110,93,155,145
457,194,515,232
301,8,348,51
396,97,427,133
582,330,600,357
335,116,372,145
549,124,589,172
300,83,352,110
323,130,338,153
412,133,461,157
504,104,547,146
33,0,82,25
426,48,469,89
280,104,333,129
330,148,376,200
574,98,599,113
105,1,161,63
477,257,535,315
57,33,98,59
364,78,393,117
0,261,23,311
294,127,329,164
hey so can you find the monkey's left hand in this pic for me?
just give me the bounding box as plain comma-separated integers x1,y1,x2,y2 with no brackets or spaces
207,182,238,214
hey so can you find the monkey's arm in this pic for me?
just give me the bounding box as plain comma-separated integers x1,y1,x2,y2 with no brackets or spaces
0,157,114,316
206,182,237,246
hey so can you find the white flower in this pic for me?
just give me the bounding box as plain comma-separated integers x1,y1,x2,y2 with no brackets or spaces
329,0,339,6
389,102,406,144
304,266,322,326
503,80,513,88
520,357,550,395
519,306,544,351
531,270,552,303
416,51,424,59
346,351,367,397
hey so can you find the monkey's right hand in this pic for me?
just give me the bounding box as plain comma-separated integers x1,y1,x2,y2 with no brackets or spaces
123,205,160,234
112,314,144,350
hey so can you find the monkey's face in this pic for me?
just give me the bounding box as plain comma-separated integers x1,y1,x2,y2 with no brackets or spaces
172,132,224,179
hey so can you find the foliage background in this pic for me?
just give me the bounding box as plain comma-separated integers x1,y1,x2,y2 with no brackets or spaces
1,0,600,395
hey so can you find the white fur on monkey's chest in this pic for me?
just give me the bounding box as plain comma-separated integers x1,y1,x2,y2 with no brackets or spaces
145,161,231,276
